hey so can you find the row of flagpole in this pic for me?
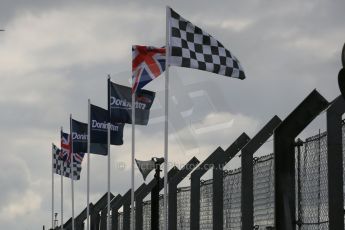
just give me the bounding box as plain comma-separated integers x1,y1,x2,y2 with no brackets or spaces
51,5,246,230
51,79,119,230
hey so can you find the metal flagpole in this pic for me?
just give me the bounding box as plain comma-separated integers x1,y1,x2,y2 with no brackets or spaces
60,127,64,230
87,99,91,230
131,71,136,230
52,143,55,229
107,75,112,230
70,114,75,230
163,6,171,230
107,118,111,230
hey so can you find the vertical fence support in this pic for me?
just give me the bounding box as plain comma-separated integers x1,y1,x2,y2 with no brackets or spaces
274,90,328,230
169,157,200,230
111,204,120,230
151,166,161,230
327,95,345,230
93,193,115,230
190,147,224,230
123,203,131,230
76,203,94,230
213,133,251,230
122,184,147,230
135,167,179,230
295,139,303,230
241,116,282,230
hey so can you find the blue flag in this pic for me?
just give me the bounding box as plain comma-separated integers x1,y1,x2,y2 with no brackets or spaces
108,81,155,125
90,104,124,155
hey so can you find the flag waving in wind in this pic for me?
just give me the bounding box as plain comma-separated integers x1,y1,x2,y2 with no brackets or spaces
168,7,246,79
132,45,166,93
61,131,71,162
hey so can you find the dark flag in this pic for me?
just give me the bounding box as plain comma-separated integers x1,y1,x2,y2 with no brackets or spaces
339,68,345,100
135,159,156,181
108,80,155,125
71,118,107,155
71,119,87,153
90,104,124,155
339,43,345,100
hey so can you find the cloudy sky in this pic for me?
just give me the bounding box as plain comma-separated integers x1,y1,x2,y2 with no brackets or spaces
0,0,344,229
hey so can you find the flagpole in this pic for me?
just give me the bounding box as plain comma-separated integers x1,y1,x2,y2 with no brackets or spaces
87,99,91,230
52,143,55,229
70,114,75,230
60,127,64,230
163,6,171,230
107,116,111,230
131,70,136,230
107,75,111,230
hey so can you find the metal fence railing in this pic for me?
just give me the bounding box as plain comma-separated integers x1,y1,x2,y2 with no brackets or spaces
115,122,345,230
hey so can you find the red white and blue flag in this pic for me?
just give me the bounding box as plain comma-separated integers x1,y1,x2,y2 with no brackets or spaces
60,131,85,180
60,131,71,163
132,45,166,94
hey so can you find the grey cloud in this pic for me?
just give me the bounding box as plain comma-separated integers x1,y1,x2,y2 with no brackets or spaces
0,1,344,229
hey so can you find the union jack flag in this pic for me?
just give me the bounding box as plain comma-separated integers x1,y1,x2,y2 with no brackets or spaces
132,45,166,94
60,131,71,163
58,132,85,180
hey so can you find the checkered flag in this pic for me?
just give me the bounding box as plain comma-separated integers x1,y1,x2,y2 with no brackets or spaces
168,7,246,79
52,143,64,175
52,143,84,180
63,152,85,180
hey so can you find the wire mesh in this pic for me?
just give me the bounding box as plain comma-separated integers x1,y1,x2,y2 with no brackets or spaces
114,122,345,230
253,154,275,229
143,200,151,230
223,168,242,229
299,132,329,230
177,187,191,230
200,179,213,229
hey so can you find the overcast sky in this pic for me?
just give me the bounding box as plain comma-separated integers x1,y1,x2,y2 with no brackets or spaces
0,0,344,229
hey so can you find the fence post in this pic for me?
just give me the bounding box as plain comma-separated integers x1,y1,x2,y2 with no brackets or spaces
168,157,200,230
135,167,179,230
75,203,94,230
327,95,345,230
241,116,281,230
295,138,303,230
274,90,328,230
190,147,224,230
121,184,147,230
213,133,251,230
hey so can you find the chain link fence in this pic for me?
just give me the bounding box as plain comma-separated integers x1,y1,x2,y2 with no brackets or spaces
115,122,345,230
297,131,328,230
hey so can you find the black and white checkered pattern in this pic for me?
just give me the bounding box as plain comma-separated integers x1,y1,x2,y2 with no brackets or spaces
169,8,245,79
52,144,82,180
